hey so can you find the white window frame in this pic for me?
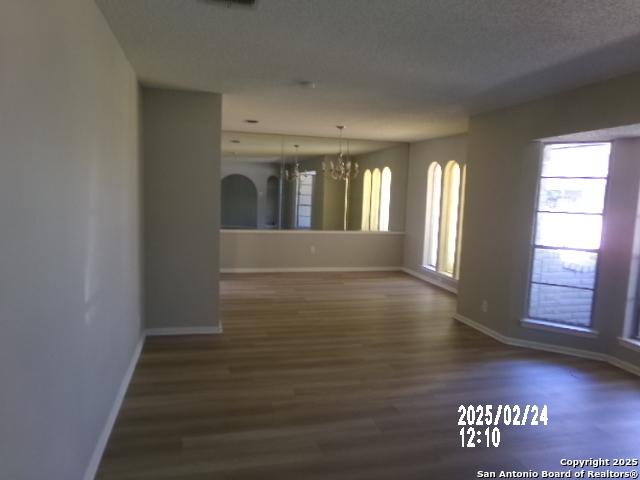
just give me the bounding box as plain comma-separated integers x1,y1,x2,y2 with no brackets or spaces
523,142,611,333
361,167,392,232
423,161,464,279
295,171,315,229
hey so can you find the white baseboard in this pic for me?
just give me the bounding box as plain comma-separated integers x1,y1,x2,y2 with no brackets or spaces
607,356,640,377
221,266,401,273
453,313,640,377
83,322,224,479
83,334,145,480
145,325,223,336
401,267,458,294
453,313,512,344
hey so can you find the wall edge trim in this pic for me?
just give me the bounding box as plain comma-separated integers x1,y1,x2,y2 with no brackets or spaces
83,334,145,480
453,313,640,377
145,326,223,336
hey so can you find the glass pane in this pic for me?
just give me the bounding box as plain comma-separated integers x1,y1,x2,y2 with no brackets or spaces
535,213,602,250
297,205,311,217
538,178,606,213
541,143,610,178
424,163,442,268
529,283,593,326
298,195,312,206
297,216,311,228
531,248,597,289
299,184,312,195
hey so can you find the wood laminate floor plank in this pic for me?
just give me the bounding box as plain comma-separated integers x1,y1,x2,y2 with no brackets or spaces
97,272,640,479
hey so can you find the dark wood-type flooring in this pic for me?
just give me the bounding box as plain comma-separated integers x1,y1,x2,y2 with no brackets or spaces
97,272,640,479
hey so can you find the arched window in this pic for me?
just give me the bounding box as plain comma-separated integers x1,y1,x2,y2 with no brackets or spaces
361,166,392,232
455,164,467,279
361,169,372,231
424,162,442,268
379,167,392,231
370,169,381,231
439,161,461,275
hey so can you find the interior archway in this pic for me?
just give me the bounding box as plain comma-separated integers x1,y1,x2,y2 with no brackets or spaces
221,174,258,228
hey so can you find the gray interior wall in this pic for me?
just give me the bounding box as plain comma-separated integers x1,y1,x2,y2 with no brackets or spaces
458,71,640,368
221,232,404,269
0,1,142,478
403,135,467,288
143,87,221,330
350,144,410,231
597,139,640,366
221,159,280,228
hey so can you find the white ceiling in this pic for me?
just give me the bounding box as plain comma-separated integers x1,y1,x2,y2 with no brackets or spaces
96,0,640,142
221,131,398,156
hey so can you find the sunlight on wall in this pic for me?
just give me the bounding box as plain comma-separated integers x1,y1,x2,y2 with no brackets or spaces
455,164,467,279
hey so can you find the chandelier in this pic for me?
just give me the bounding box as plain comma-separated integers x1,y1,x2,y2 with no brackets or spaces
322,126,359,181
284,144,304,181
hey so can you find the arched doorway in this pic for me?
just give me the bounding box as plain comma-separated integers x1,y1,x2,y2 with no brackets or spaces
221,174,258,228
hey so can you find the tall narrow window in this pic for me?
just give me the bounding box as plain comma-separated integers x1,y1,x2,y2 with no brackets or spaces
528,143,611,327
296,171,315,229
379,167,392,231
455,164,467,279
424,162,442,269
439,161,461,275
361,169,372,231
361,167,392,232
370,168,381,231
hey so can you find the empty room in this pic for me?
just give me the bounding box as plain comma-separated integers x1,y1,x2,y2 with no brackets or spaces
3,1,640,479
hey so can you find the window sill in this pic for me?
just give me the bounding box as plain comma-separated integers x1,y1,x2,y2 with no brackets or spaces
618,337,640,353
420,265,456,280
521,318,599,338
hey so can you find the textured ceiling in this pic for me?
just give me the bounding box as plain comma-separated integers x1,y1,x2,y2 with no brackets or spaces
96,0,640,141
